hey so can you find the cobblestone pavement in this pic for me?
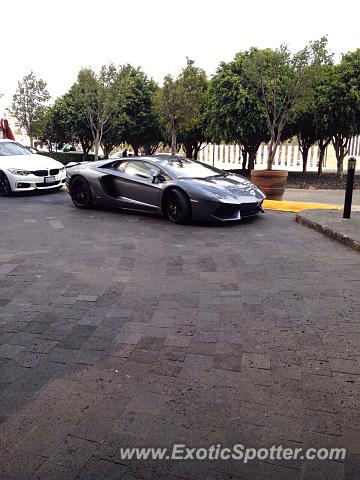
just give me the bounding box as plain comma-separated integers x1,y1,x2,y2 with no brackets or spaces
1,189,360,480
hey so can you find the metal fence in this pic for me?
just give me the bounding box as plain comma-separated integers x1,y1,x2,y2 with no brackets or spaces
198,137,360,172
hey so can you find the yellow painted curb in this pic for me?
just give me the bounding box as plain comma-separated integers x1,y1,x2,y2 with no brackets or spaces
263,199,342,212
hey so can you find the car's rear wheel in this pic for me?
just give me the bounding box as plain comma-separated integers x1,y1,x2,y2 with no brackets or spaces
0,171,12,196
164,189,191,224
69,176,92,208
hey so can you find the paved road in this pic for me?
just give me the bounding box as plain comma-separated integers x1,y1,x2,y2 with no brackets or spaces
1,189,360,479
284,189,360,206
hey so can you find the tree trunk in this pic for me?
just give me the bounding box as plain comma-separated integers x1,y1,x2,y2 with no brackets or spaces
193,144,200,160
267,135,279,170
101,143,114,159
248,151,256,171
302,146,309,173
317,148,326,175
332,135,350,176
29,136,34,148
241,150,248,170
183,141,193,159
94,131,100,162
143,144,151,156
337,156,345,175
171,127,177,155
80,140,92,161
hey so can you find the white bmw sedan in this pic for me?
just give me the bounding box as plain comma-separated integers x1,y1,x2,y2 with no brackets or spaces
0,140,66,196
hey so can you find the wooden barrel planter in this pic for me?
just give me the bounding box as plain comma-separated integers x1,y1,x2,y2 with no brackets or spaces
250,170,288,201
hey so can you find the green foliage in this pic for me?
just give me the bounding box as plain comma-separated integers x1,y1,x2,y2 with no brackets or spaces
208,55,269,170
33,106,61,151
155,59,208,154
14,39,360,173
52,91,93,160
283,56,335,173
72,65,118,160
239,38,332,169
10,71,50,146
310,50,360,174
114,65,164,156
177,60,209,159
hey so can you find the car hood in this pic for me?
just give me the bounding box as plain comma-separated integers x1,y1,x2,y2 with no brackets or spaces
180,174,265,201
0,153,64,170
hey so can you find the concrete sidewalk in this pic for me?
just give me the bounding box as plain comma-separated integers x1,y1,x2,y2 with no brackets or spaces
285,189,360,207
296,209,360,252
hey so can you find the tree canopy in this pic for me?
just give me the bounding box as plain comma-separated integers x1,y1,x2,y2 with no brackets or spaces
14,41,360,174
155,59,208,155
10,71,50,147
208,54,269,170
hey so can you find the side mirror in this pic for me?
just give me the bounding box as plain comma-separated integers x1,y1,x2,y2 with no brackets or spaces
152,173,166,183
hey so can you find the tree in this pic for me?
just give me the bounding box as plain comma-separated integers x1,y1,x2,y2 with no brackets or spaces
327,50,360,174
155,59,206,155
283,40,334,173
33,106,63,152
53,92,94,160
10,71,50,147
282,111,318,173
116,65,163,156
240,39,331,170
73,65,118,161
311,64,334,175
177,60,209,159
208,55,269,170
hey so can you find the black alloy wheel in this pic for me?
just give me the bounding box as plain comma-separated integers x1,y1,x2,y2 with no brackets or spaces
165,189,191,224
70,176,92,208
0,171,12,196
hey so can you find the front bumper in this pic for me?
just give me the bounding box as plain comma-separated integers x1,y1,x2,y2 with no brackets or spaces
9,173,67,192
191,198,265,222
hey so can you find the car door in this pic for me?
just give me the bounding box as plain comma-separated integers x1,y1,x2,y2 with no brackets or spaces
112,160,163,212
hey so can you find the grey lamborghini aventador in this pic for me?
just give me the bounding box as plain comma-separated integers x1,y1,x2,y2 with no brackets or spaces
66,155,265,224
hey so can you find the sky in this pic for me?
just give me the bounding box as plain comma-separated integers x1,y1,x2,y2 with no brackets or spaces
1,0,360,114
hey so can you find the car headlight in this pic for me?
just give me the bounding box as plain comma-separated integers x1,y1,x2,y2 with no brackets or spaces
8,168,32,176
59,166,65,172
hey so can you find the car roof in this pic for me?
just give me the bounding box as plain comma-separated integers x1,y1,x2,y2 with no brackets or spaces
122,155,187,165
0,139,15,143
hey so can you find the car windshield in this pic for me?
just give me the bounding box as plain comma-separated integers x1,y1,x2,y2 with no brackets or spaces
0,142,31,156
162,159,224,179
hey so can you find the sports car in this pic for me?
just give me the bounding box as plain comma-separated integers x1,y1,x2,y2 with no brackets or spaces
66,155,265,224
0,140,66,195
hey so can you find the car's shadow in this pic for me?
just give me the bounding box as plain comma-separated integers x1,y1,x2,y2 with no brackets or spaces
5,188,265,228
85,203,264,229
5,187,63,198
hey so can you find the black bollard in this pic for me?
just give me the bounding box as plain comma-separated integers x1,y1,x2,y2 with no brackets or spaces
343,157,357,219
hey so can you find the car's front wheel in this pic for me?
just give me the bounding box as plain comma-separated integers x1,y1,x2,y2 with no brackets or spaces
69,176,92,208
0,171,12,196
164,189,191,224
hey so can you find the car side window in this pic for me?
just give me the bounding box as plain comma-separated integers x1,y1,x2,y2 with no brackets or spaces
123,161,160,181
117,161,128,172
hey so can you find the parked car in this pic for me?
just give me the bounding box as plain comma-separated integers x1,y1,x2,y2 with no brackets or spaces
110,150,134,159
0,140,66,196
66,155,265,224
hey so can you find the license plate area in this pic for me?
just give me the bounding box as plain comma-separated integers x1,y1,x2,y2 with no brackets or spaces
44,176,56,184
